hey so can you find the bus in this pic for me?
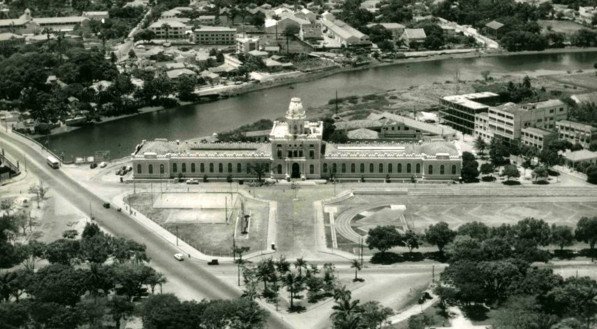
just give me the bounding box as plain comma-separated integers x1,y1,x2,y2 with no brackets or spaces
47,155,60,169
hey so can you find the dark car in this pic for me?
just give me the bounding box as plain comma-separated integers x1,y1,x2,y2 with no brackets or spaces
90,163,98,169
102,202,110,209
207,259,219,265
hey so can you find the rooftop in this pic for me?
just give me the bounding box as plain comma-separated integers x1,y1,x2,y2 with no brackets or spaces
367,22,405,30
442,92,499,110
136,139,271,158
563,149,597,162
403,28,426,39
325,141,459,158
485,20,504,30
0,32,24,41
194,26,236,32
521,127,554,136
571,92,597,105
556,120,597,131
34,16,88,24
347,128,379,139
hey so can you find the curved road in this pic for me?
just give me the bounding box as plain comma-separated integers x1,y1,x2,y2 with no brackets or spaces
0,129,292,329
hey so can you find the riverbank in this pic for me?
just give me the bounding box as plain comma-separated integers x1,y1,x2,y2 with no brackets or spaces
30,47,597,139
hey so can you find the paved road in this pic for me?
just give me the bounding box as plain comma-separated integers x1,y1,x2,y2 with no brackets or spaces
0,129,292,329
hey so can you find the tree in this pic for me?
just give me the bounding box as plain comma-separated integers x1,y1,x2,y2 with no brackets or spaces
492,295,559,329
502,164,520,181
1,199,13,217
404,230,421,253
366,225,403,255
425,222,456,253
551,224,574,251
175,74,196,101
458,221,490,241
481,70,491,82
359,300,394,329
283,24,300,54
282,271,304,311
128,49,136,59
146,271,167,294
480,163,495,177
331,288,361,329
546,276,597,329
586,165,597,184
350,259,362,282
513,217,551,247
489,138,510,166
474,136,487,154
107,295,135,329
575,216,597,251
250,163,269,182
294,257,307,277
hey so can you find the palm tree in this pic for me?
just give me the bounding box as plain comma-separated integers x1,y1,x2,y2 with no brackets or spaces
276,256,290,274
331,288,361,328
282,271,304,311
162,23,171,41
147,271,167,294
350,260,362,282
0,271,17,302
256,258,275,290
294,257,308,277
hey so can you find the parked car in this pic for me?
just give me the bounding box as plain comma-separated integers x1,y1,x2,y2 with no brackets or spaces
207,259,219,265
174,253,185,261
90,163,98,169
186,179,199,185
99,162,107,168
102,202,110,209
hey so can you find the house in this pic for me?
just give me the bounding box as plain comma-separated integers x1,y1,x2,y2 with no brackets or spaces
485,20,504,37
0,32,25,47
82,11,109,21
366,23,405,42
193,26,236,45
401,28,426,47
563,149,597,168
149,20,191,39
200,70,220,83
321,13,371,47
197,15,216,26
578,6,596,24
299,24,323,41
360,0,381,13
237,36,260,53
166,68,197,80
265,13,311,35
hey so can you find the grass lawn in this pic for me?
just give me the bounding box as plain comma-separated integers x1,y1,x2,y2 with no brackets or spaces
125,192,270,256
538,20,587,34
388,303,449,329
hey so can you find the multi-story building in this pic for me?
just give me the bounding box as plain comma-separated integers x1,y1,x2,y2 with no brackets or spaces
197,15,216,25
556,120,597,149
194,26,236,45
440,92,500,134
149,19,191,39
321,13,371,47
132,98,462,181
473,112,492,141
521,127,556,150
0,9,89,33
487,99,568,143
237,36,260,53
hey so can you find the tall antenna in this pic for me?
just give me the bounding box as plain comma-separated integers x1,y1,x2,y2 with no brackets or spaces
335,90,338,115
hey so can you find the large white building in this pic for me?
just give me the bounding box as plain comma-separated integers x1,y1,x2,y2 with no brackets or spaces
132,98,462,181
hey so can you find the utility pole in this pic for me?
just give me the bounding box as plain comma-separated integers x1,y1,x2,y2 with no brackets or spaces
360,236,364,266
176,225,179,246
335,90,338,115
432,265,435,283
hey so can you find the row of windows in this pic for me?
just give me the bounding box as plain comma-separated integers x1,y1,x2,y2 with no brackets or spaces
277,150,316,159
320,163,457,175
137,162,269,175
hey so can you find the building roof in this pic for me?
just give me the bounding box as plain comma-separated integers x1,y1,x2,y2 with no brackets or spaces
521,127,554,136
150,19,189,28
533,99,565,109
571,92,597,105
563,149,597,162
442,92,499,110
0,32,24,41
248,50,269,57
347,128,379,139
136,139,272,158
366,22,405,30
369,112,457,137
334,119,384,130
166,68,196,79
34,16,88,24
82,11,109,16
556,120,597,131
324,141,459,158
194,26,236,32
322,13,368,43
485,20,504,30
0,18,29,27
242,130,271,137
198,15,216,19
403,28,426,40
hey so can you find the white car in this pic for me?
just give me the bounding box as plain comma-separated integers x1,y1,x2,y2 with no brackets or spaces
99,162,107,168
174,253,185,261
186,179,199,185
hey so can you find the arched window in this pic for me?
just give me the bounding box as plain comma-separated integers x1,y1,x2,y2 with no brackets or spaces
218,163,223,173
310,165,314,174
351,163,355,173
360,163,365,173
228,163,232,173
406,163,411,173
332,163,337,174
191,163,195,173
369,163,374,173
309,150,314,159
323,163,328,173
398,163,403,173
160,164,165,174
181,163,186,173
172,163,177,173
237,163,242,173
209,163,214,172
452,165,457,175
342,163,346,173
148,164,153,174
388,163,393,173
200,163,205,173
277,150,282,158
428,165,433,175
379,163,383,173
416,163,420,173
440,165,445,175
294,150,298,157
299,150,303,157
277,164,283,174
137,164,142,174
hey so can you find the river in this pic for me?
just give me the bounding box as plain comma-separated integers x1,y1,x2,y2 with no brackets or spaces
43,51,597,160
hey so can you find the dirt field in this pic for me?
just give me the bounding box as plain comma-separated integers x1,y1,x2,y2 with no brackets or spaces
125,192,270,255
538,20,587,35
